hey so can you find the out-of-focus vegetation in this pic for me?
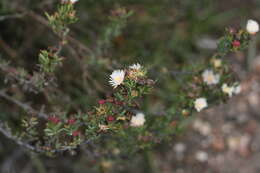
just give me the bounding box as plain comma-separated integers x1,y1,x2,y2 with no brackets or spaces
0,0,259,172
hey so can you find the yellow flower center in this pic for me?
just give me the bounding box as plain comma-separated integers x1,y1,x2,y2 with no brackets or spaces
114,76,122,83
207,75,214,82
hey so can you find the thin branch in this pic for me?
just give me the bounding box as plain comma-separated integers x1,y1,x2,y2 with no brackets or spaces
0,65,40,93
0,122,42,152
24,10,94,55
0,13,26,21
0,120,92,153
0,90,48,119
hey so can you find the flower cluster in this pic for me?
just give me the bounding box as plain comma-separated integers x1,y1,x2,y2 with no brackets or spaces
193,60,242,112
190,19,259,113
38,63,154,152
222,83,241,97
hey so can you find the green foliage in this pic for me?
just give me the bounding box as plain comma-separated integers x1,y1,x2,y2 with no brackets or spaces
217,28,250,57
38,50,63,73
45,3,78,36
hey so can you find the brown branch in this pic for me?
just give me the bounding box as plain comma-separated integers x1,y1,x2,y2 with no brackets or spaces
24,10,93,55
0,90,48,119
0,119,94,154
0,13,25,21
0,122,42,152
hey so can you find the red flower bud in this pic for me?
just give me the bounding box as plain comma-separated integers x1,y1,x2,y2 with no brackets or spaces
106,116,115,122
68,118,76,125
72,131,80,137
115,101,123,105
98,99,106,104
48,116,60,124
232,40,240,47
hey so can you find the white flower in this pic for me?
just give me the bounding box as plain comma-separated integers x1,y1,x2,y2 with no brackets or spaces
130,112,145,127
202,69,220,85
99,124,109,131
174,143,186,153
222,83,234,97
194,98,208,112
195,151,208,162
70,0,78,3
212,59,222,68
234,84,241,94
129,63,141,70
62,0,78,3
109,70,125,88
246,19,259,34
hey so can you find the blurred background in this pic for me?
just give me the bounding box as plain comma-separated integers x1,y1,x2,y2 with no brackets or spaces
1,0,260,172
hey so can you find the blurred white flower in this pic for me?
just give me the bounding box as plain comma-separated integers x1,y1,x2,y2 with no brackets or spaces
202,69,220,85
62,0,78,3
129,63,141,70
227,137,240,151
195,151,208,162
234,84,241,94
222,83,234,97
193,119,212,136
70,0,78,3
130,112,145,127
174,143,186,153
109,70,125,88
194,98,208,112
246,19,259,35
99,124,109,131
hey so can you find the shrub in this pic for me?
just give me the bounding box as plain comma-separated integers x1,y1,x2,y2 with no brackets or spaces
0,0,258,159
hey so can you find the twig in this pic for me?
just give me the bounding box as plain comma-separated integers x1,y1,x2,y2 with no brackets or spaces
25,10,94,56
0,122,42,152
0,13,26,21
0,113,93,154
0,120,88,153
0,90,48,119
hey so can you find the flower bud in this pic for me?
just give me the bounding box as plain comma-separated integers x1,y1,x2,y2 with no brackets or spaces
182,109,190,117
68,118,76,125
72,130,80,136
232,40,240,47
98,100,106,105
48,116,60,124
106,116,115,122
